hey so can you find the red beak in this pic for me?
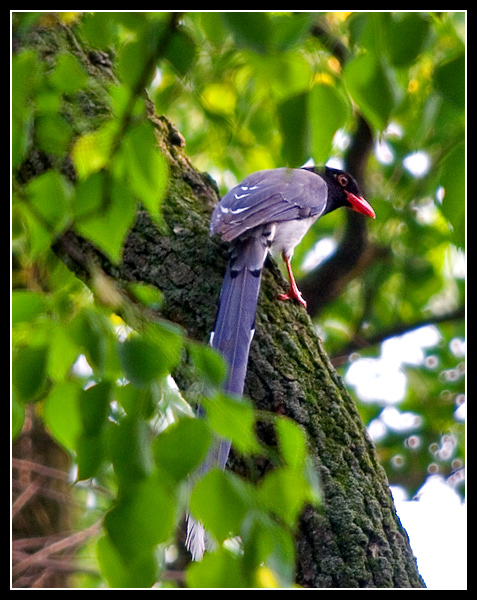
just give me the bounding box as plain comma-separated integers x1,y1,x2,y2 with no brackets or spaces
346,192,376,219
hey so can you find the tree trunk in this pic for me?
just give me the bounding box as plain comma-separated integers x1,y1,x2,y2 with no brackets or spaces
15,16,425,588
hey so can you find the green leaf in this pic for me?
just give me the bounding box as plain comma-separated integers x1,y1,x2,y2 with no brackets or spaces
80,12,119,49
104,477,176,559
269,13,315,51
275,418,307,470
49,53,88,93
76,432,105,480
117,331,179,387
259,468,310,526
189,469,254,543
186,547,247,588
72,171,106,219
164,28,196,76
384,13,430,67
72,121,117,180
13,345,49,402
118,121,169,222
78,381,112,436
434,52,465,110
344,53,400,131
25,170,72,234
97,534,158,589
277,92,309,167
220,12,272,53
201,393,261,455
35,113,73,156
110,416,154,485
74,176,136,263
308,83,349,164
12,291,47,324
187,342,227,389
153,418,212,483
440,142,465,248
67,309,108,372
43,381,82,451
241,513,296,587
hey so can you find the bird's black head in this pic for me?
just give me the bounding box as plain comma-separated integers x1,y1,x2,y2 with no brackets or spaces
307,166,376,219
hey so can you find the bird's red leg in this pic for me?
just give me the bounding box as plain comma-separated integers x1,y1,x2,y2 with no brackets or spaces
278,252,307,308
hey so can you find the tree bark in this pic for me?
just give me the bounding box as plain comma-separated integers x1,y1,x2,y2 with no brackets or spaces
15,17,425,588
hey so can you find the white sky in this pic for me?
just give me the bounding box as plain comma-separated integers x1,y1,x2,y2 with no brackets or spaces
344,327,466,590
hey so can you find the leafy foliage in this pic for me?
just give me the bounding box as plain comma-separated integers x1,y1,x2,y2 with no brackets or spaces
12,11,464,588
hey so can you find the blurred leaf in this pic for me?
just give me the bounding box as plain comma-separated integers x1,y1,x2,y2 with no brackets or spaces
189,468,253,543
110,415,154,484
128,282,163,310
72,121,117,180
76,432,106,480
186,546,246,588
440,142,465,248
259,468,310,526
220,12,272,53
12,291,47,324
201,83,236,116
67,309,109,372
188,342,227,389
153,417,212,483
241,513,296,587
97,534,158,589
201,393,261,455
117,329,181,387
344,53,400,131
43,381,82,451
384,13,431,67
277,92,309,167
78,381,112,436
74,176,136,263
49,53,88,93
35,113,73,155
275,418,307,470
164,28,196,76
269,13,315,51
80,12,119,49
434,52,465,110
104,477,176,559
13,345,49,402
25,170,72,234
118,121,169,222
309,83,349,164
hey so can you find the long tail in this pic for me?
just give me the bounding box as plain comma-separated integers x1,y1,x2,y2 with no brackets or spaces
186,233,267,560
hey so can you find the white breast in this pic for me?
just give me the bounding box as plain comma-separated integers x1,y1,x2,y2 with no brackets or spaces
270,216,318,259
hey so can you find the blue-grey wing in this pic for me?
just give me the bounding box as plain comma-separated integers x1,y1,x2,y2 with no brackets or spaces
210,168,328,242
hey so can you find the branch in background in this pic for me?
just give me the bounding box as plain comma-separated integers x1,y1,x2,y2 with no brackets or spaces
330,305,465,367
301,19,377,317
299,116,377,316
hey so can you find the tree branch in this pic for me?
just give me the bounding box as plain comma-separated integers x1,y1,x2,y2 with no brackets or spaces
330,305,465,366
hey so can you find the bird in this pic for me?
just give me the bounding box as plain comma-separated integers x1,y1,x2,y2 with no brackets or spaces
186,165,375,560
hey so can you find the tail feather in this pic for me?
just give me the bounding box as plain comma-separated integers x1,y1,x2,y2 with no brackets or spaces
186,233,267,560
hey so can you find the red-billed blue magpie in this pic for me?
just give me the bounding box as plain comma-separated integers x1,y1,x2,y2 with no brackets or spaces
186,166,375,559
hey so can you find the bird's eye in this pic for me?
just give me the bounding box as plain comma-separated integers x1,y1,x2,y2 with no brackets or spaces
337,173,348,187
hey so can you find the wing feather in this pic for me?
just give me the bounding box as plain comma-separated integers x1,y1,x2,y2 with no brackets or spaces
210,168,328,241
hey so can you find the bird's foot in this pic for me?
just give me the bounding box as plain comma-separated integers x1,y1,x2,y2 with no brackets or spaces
278,287,307,309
